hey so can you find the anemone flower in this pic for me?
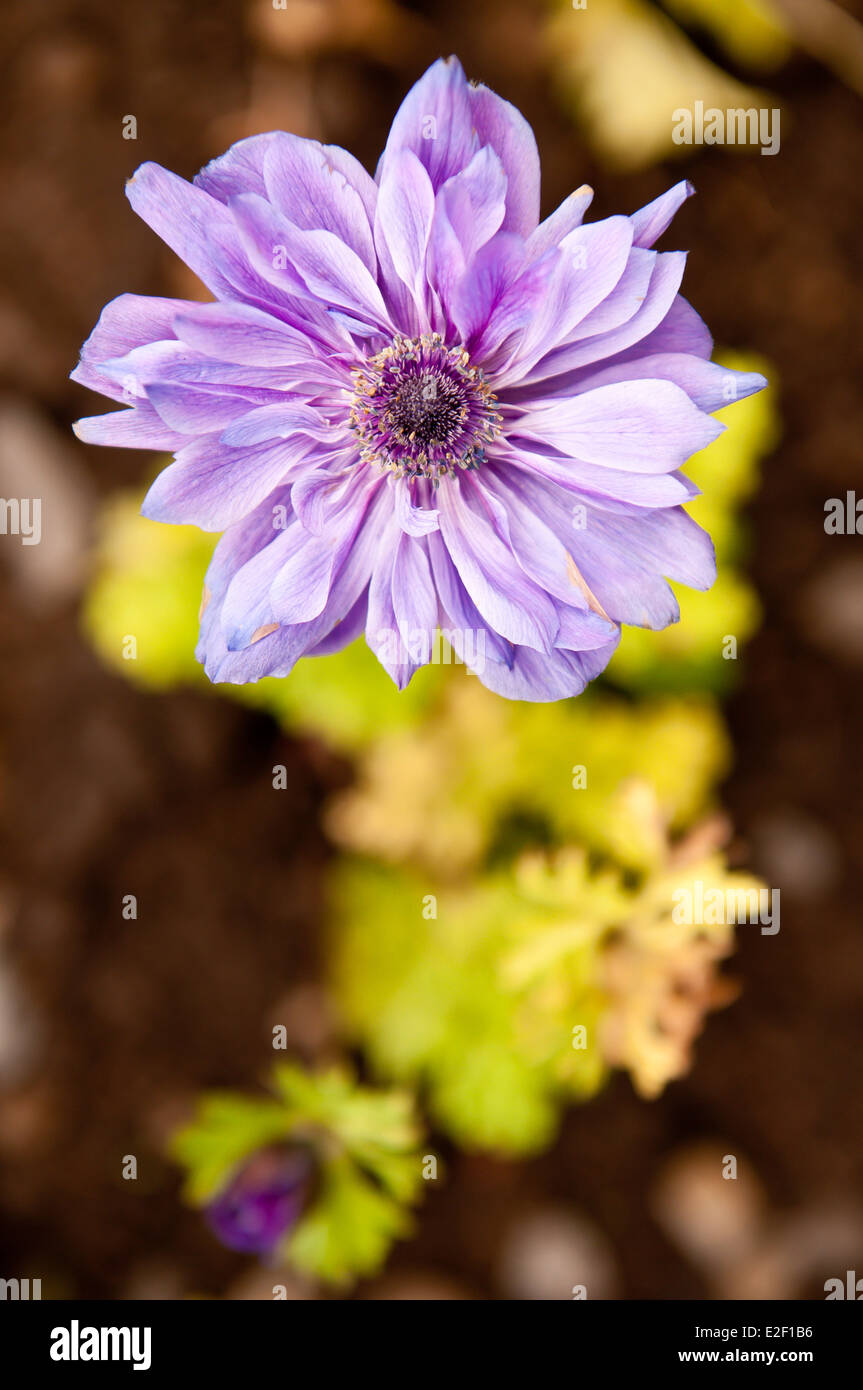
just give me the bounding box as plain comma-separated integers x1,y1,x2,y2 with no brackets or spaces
73,57,765,701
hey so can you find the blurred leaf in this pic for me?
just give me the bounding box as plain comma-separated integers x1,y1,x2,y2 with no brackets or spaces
328,679,729,877
547,0,775,170
597,826,760,1098
664,0,792,70
169,1092,294,1206
239,632,444,753
271,1062,422,1202
82,493,216,691
286,1154,413,1286
330,857,601,1155
330,802,760,1154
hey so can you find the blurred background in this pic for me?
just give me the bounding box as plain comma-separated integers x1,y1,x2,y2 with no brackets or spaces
0,0,861,1300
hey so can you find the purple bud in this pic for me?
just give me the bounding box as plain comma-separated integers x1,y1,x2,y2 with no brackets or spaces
205,1146,312,1256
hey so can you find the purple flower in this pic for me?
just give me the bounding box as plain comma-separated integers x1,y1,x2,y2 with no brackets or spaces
73,57,765,702
205,1146,311,1256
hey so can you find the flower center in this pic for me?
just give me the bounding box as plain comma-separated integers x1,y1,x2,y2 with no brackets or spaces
349,334,501,482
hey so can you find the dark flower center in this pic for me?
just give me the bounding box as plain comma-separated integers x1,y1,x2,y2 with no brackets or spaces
388,371,466,447
350,334,501,482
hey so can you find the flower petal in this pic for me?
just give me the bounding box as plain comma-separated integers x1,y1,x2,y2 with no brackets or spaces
194,134,278,202
452,233,551,356
141,436,316,530
630,180,694,249
516,379,722,472
269,467,377,624
426,529,513,668
375,148,436,314
436,475,559,651
475,644,617,702
223,523,338,642
262,132,376,273
502,468,716,628
513,250,688,385
527,186,594,260
126,162,285,309
467,80,541,236
145,381,265,433
366,517,420,688
496,217,634,382
611,294,714,363
392,477,441,536
377,56,477,191
501,442,699,509
436,145,508,264
72,401,186,450
219,402,344,447
230,192,392,334
172,301,339,370
71,293,202,401
392,531,438,653
563,353,768,413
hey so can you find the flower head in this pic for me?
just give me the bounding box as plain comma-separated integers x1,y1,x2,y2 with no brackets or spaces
73,57,765,701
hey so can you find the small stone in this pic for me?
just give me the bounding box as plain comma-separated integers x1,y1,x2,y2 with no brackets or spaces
497,1206,618,1300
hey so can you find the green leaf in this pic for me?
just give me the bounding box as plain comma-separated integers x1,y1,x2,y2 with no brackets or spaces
286,1154,414,1286
330,806,762,1154
431,1046,559,1155
271,1063,423,1202
169,1092,293,1205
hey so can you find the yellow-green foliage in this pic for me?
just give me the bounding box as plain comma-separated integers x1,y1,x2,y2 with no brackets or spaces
82,494,216,691
328,675,729,877
330,857,608,1155
663,0,791,70
331,808,761,1155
